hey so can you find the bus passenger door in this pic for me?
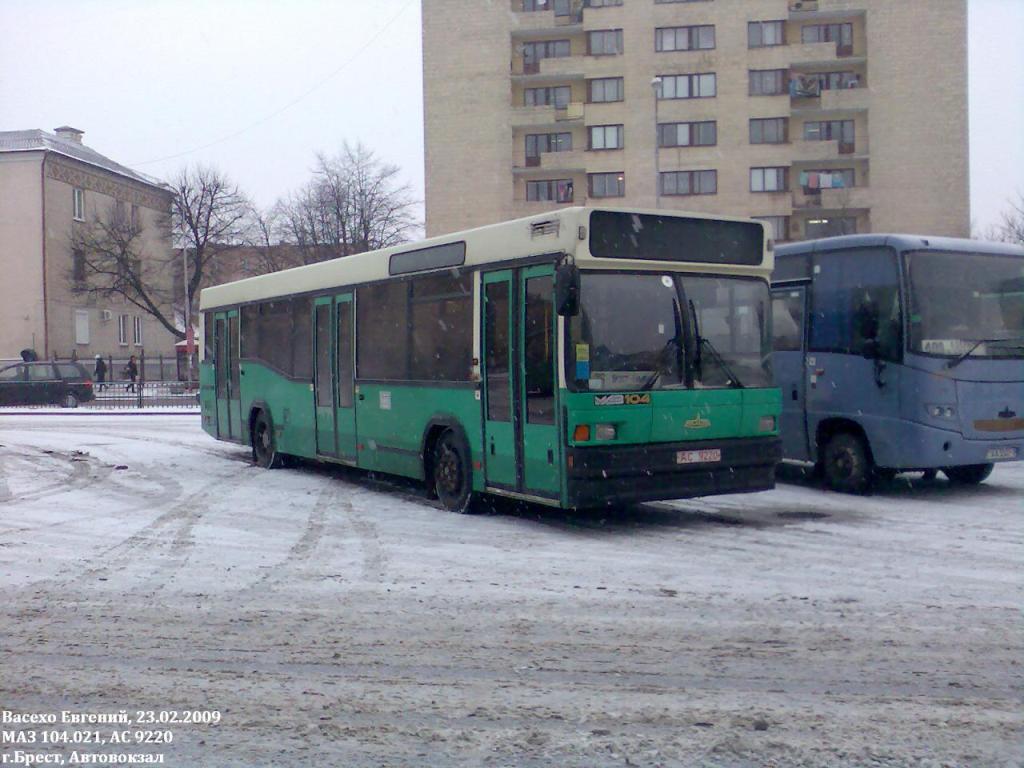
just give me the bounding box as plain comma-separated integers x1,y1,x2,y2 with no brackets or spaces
214,310,241,440
334,294,357,461
313,298,336,456
482,271,517,489
519,266,559,496
771,285,811,461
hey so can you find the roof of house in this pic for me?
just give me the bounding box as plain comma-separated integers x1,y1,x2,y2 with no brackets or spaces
0,128,166,190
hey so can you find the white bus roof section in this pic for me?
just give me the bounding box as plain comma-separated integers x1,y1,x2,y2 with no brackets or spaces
200,207,770,311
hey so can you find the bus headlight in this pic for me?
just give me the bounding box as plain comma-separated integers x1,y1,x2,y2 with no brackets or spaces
758,415,777,432
927,404,957,420
594,424,617,441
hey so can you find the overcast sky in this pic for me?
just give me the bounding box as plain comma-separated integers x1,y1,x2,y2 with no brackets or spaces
1,0,1021,234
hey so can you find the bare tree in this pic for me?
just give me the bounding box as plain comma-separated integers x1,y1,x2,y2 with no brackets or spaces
275,142,417,264
996,192,1024,246
70,201,182,339
172,165,252,328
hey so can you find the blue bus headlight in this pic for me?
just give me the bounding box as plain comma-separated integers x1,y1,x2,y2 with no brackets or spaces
926,404,957,420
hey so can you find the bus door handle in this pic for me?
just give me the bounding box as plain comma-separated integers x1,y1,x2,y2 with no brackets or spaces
791,386,798,401
358,393,365,401
490,438,495,455
547,449,554,465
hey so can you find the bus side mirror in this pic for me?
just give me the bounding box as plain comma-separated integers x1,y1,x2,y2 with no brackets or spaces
555,264,580,316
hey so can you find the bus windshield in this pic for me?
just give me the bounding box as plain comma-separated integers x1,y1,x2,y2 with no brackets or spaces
906,250,1024,358
568,272,772,391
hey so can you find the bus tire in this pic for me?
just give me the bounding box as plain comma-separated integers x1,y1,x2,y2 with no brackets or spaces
432,429,477,514
252,411,284,469
821,431,873,494
942,463,993,485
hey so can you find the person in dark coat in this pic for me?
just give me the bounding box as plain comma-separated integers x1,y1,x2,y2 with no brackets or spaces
94,354,107,391
124,355,138,392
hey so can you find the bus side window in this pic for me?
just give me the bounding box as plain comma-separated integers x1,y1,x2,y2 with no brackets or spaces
810,248,901,362
771,291,803,351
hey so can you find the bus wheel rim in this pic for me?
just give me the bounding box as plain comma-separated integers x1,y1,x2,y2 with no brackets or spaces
437,444,461,496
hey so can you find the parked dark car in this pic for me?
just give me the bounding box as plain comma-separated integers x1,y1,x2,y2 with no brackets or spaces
0,361,95,407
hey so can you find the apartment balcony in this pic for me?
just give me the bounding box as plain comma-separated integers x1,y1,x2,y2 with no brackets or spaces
792,185,871,211
791,85,870,114
510,1,583,36
791,138,865,162
789,3,866,23
511,56,585,82
513,149,587,175
510,102,585,128
511,199,577,217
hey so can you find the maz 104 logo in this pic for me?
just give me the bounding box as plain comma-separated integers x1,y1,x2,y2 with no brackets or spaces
593,393,651,406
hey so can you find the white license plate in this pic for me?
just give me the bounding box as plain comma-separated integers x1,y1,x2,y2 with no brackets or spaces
986,447,1018,460
676,449,722,465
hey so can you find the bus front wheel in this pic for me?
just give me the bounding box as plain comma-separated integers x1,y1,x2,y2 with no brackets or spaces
432,430,477,514
252,412,284,469
821,432,873,494
942,463,993,485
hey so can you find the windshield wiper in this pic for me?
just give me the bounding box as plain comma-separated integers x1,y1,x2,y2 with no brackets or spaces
946,337,1024,369
640,335,683,391
690,299,743,388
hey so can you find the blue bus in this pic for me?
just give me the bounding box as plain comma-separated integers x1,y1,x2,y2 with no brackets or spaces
770,234,1024,492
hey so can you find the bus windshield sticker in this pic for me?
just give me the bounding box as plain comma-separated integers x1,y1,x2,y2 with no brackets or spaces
575,344,590,361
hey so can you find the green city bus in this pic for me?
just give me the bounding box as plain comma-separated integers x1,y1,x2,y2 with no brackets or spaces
199,207,782,511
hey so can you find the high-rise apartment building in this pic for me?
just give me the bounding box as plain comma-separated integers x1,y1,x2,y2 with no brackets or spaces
422,0,968,241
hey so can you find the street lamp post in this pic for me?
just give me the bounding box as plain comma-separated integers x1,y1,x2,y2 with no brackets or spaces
651,76,662,208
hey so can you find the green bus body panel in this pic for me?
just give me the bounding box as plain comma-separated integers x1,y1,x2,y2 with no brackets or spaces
353,383,483,489
238,362,316,456
199,362,217,438
563,387,781,446
519,264,560,496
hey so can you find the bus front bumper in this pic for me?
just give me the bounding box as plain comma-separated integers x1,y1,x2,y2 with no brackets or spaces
566,436,782,508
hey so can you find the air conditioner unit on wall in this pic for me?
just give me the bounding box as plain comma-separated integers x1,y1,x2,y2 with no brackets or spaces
100,310,112,322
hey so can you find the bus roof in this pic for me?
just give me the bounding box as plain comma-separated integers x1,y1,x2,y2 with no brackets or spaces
200,206,769,311
776,233,1024,259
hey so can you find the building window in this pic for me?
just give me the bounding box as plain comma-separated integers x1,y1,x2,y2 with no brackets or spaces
802,22,854,55
805,216,857,239
133,316,144,346
118,314,129,346
657,73,716,99
587,29,623,55
748,21,786,48
749,69,787,96
750,167,789,193
72,248,86,283
73,188,85,221
74,310,90,345
587,77,624,103
749,117,789,144
526,179,574,202
805,71,860,90
655,25,715,52
586,0,622,6
588,172,625,198
526,132,572,164
521,39,571,71
658,121,716,147
798,168,855,191
660,170,717,196
804,120,855,153
524,86,572,107
755,216,790,243
588,125,624,150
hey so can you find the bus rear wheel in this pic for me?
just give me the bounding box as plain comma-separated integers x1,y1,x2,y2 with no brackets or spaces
821,431,873,494
432,430,476,514
942,463,993,485
252,412,284,469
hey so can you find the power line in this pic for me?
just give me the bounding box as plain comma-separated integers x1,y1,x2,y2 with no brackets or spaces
131,0,414,167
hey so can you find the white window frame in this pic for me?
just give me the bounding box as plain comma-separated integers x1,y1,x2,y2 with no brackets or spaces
118,314,130,346
73,188,85,221
751,167,788,193
74,309,90,345
133,316,144,347
588,124,623,150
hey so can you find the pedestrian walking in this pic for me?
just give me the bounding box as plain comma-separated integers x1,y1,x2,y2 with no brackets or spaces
94,354,107,391
124,355,138,393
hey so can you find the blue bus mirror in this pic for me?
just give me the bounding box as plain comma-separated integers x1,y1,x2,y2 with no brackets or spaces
555,263,580,316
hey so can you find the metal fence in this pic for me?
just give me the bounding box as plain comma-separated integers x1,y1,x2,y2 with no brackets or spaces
1,349,200,410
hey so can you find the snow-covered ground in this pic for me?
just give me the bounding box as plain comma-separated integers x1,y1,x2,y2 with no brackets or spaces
0,414,1020,767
